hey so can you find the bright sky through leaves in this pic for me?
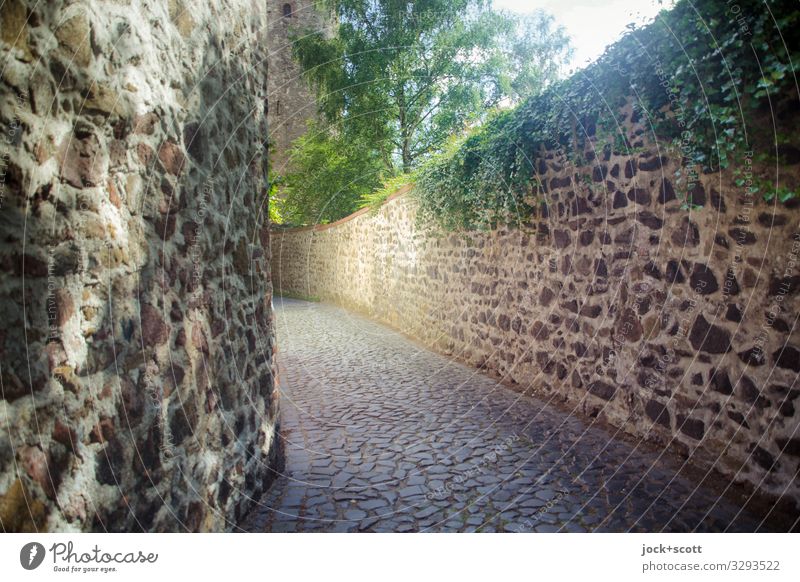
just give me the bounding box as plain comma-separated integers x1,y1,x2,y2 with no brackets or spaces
493,0,676,70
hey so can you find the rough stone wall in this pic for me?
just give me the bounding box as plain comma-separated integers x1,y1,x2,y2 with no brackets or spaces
266,0,331,175
273,123,800,507
0,0,279,531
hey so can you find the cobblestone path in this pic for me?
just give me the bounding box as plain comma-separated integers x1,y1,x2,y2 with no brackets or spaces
243,299,768,533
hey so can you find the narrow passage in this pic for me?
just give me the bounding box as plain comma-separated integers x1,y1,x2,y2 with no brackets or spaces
243,299,766,532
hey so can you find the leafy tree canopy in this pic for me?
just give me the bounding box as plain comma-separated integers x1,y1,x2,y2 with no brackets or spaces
272,123,385,225
275,0,572,225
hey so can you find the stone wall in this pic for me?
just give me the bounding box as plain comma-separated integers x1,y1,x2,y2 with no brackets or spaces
0,0,279,531
273,122,800,507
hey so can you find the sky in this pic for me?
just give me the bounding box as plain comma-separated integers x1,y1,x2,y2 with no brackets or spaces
494,0,676,71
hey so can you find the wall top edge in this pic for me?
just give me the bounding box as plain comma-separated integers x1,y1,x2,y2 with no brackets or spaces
271,183,413,234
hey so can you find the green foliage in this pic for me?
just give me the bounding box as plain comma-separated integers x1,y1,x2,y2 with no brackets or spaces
359,174,415,211
415,0,800,230
743,175,799,203
293,0,571,175
272,124,385,225
277,0,571,225
267,181,284,224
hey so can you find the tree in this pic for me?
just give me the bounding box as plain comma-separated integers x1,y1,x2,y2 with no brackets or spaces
273,123,385,224
277,0,572,224
499,11,575,101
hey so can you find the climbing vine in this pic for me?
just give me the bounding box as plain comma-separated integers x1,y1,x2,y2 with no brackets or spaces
414,0,800,230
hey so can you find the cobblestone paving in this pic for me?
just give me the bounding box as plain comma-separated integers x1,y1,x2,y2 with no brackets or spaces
243,299,767,533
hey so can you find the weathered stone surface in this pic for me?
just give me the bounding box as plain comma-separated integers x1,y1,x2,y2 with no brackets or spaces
687,183,706,206
637,211,663,230
709,368,733,395
0,0,278,533
645,400,670,427
169,0,196,37
638,156,667,171
550,176,572,189
588,380,616,400
751,446,776,472
722,268,740,296
19,446,58,498
628,188,651,205
776,438,800,457
773,346,800,372
539,287,555,307
94,438,126,486
769,275,800,296
728,411,749,428
725,304,742,322
677,415,704,440
140,304,169,347
85,83,126,116
614,227,635,244
710,188,726,212
658,179,676,203
580,304,602,318
729,227,757,245
738,347,766,366
51,244,82,276
1,0,33,60
54,12,92,67
616,308,643,343
553,229,571,249
183,122,206,162
690,264,719,295
0,480,47,532
53,289,75,327
132,112,159,135
158,141,186,176
671,217,700,246
170,398,197,444
665,259,685,283
739,376,769,408
689,316,730,354
758,212,787,227
57,131,107,188
136,143,155,166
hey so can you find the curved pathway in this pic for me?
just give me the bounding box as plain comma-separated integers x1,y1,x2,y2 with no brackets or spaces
243,299,767,532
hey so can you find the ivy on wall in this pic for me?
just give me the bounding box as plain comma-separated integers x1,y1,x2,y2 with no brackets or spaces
414,0,800,231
